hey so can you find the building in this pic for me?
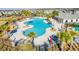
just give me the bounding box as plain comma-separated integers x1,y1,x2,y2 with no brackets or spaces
0,10,22,17
56,10,79,23
63,19,79,23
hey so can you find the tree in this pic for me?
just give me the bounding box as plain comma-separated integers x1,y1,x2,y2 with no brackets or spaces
46,13,52,19
57,30,78,51
27,32,36,43
27,32,36,39
51,10,59,18
45,10,59,24
20,43,34,51
19,32,36,51
27,32,36,47
0,38,15,51
21,10,32,16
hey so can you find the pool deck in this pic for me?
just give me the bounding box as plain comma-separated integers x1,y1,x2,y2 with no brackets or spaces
10,18,33,45
34,27,55,45
10,17,60,46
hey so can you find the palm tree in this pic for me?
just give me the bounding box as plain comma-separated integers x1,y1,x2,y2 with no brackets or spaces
0,38,15,51
0,30,4,37
57,30,78,51
27,32,36,39
19,32,36,51
27,32,36,48
45,10,59,25
0,25,7,37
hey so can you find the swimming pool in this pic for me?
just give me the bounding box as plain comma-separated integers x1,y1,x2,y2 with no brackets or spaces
71,27,79,32
23,18,52,37
74,27,79,31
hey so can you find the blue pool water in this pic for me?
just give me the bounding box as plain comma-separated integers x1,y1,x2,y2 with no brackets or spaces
23,18,52,37
74,27,79,31
71,27,79,32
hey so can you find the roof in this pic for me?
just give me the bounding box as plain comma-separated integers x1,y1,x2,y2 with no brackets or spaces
57,12,79,19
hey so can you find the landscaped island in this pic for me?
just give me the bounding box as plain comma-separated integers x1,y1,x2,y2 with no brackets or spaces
0,8,79,51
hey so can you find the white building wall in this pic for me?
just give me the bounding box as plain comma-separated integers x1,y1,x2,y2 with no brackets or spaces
63,19,79,23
